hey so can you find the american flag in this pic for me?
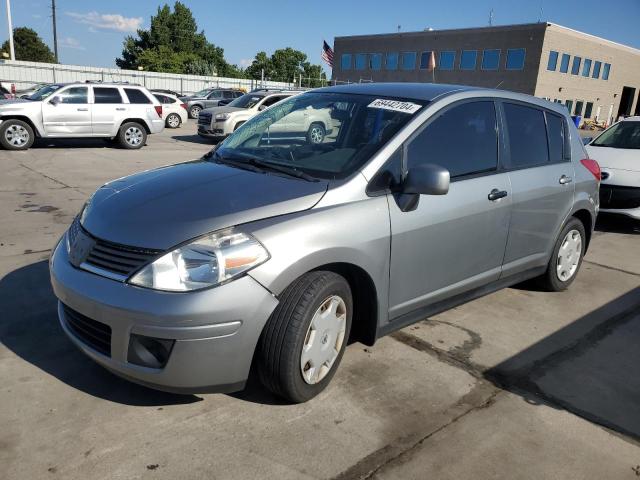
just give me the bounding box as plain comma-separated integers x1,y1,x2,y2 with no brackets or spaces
321,41,334,68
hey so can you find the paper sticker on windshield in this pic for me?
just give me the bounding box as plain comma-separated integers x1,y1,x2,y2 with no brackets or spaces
368,99,421,114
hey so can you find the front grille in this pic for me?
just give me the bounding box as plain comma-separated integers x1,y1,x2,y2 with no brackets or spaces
63,304,112,356
85,238,160,277
600,185,640,209
198,112,212,125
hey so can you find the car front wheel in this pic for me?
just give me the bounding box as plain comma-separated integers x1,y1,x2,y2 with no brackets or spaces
258,271,352,403
0,119,35,150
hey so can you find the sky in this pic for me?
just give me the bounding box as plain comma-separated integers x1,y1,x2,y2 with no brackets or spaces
1,0,639,74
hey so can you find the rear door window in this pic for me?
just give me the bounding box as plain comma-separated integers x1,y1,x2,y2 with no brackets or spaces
503,103,549,169
124,88,152,104
94,87,123,104
407,101,498,178
545,112,568,163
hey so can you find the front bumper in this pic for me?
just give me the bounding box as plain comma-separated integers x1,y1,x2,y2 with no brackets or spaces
49,236,279,393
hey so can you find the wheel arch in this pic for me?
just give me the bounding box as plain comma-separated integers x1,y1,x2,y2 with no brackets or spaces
119,118,150,134
571,208,594,252
0,115,42,137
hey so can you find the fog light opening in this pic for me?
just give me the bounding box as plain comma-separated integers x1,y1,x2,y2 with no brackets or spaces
128,334,175,369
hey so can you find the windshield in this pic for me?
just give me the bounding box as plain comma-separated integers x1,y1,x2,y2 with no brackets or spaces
227,94,265,109
27,84,62,101
193,88,212,97
591,121,640,149
216,92,426,180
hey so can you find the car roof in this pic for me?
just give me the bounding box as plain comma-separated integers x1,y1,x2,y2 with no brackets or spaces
621,116,640,122
313,82,478,101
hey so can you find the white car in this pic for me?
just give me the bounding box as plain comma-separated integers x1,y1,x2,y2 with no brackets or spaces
585,116,640,220
153,92,188,129
0,82,164,150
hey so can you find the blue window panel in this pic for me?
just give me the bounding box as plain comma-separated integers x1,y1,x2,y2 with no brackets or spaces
571,56,581,75
419,51,434,69
400,52,417,70
560,54,570,73
354,54,367,71
386,52,398,70
459,50,477,70
369,53,382,70
439,51,456,70
547,51,558,71
482,49,500,70
602,63,611,80
582,58,592,77
341,54,352,70
506,48,525,70
592,61,601,79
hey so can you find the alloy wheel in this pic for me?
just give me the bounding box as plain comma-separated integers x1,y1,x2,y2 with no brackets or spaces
125,126,143,146
4,124,30,146
167,114,180,128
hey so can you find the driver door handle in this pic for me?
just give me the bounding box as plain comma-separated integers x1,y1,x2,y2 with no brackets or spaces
488,189,508,201
559,175,573,185
77,108,88,111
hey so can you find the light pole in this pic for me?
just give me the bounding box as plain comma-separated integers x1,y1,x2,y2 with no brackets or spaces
5,0,15,60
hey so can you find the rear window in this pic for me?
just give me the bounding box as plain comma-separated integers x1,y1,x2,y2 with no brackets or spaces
503,103,549,168
94,87,122,104
124,88,152,104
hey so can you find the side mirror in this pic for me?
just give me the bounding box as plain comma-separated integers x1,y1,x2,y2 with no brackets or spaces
582,136,593,145
49,96,60,106
403,163,450,196
258,105,266,111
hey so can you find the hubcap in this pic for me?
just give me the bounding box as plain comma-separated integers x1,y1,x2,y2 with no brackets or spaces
300,295,347,385
125,127,143,146
168,115,180,127
191,107,200,118
4,124,29,146
556,229,582,281
310,127,323,144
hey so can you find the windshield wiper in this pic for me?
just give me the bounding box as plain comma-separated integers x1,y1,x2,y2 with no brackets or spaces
209,151,265,173
245,157,318,182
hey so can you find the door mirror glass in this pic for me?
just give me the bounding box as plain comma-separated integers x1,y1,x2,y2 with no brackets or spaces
402,163,450,195
49,96,60,106
582,136,593,145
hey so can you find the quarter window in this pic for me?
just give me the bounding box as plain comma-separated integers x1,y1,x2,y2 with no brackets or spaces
582,59,592,77
56,86,88,104
602,63,611,80
547,51,558,71
341,54,352,70
124,88,151,104
355,53,367,70
560,54,570,73
545,112,566,163
592,61,601,79
482,49,500,70
506,48,525,70
459,50,477,70
400,52,417,70
386,52,399,70
94,87,122,104
571,56,581,75
503,103,549,168
407,101,498,178
439,51,455,70
369,53,382,70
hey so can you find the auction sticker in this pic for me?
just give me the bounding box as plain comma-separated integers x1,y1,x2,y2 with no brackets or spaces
368,99,421,114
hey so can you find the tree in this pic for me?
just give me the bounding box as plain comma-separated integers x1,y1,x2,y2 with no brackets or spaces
1,27,56,63
116,1,234,75
245,48,326,85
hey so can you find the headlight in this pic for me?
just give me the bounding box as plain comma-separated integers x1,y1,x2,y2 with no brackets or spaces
215,113,230,120
128,229,269,292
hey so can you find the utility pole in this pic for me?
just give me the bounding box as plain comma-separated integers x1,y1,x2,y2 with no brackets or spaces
5,0,15,60
51,0,59,62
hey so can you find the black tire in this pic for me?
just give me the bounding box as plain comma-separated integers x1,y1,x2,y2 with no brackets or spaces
258,271,353,403
166,113,181,129
537,217,586,291
189,105,202,119
0,119,35,150
306,122,325,144
117,122,147,150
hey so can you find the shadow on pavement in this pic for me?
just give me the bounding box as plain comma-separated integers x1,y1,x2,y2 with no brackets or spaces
595,213,640,235
486,287,640,441
33,138,116,149
170,134,218,145
0,260,201,406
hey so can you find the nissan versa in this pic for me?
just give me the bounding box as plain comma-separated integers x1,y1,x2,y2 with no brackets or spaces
50,83,600,403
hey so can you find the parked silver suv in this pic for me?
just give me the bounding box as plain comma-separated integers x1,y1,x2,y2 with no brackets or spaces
0,82,164,150
180,88,244,119
50,83,599,403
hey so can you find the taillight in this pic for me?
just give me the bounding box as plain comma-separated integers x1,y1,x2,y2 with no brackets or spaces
180,103,187,110
154,105,163,117
580,159,601,181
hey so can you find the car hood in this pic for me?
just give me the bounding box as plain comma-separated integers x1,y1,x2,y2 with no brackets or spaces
81,160,328,250
201,106,244,115
0,98,32,106
586,145,639,172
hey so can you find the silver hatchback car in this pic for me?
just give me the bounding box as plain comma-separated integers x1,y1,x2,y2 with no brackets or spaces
50,83,600,403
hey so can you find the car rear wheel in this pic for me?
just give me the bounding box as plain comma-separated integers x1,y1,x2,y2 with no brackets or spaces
0,119,35,150
166,113,181,129
306,123,325,144
258,271,352,403
537,217,586,291
189,105,202,119
117,122,147,149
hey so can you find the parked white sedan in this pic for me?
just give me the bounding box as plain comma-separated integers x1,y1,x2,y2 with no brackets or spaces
585,116,640,220
153,93,188,129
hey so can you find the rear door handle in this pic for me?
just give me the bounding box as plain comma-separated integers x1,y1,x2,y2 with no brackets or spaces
76,108,88,111
559,175,573,185
116,107,126,111
488,189,508,201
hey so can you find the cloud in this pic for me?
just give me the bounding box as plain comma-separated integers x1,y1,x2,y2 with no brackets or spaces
66,11,143,32
238,58,253,68
60,37,85,50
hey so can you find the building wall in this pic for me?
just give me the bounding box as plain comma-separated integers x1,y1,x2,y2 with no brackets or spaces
536,24,640,125
332,24,546,94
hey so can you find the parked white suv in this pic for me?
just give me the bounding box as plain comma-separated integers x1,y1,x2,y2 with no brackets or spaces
197,90,334,143
0,82,164,150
